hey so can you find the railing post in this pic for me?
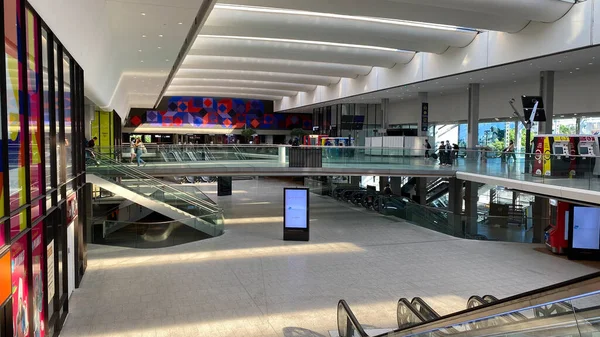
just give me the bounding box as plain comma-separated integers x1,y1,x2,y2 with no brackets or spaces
278,146,286,164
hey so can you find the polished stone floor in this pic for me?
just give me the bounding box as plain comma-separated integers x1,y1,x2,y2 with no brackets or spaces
61,179,598,337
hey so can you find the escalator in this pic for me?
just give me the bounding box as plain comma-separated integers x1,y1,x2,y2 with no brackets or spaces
337,272,600,337
87,152,224,238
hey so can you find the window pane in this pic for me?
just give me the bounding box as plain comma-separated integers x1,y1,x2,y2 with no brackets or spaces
42,29,51,192
54,41,62,187
63,56,72,184
5,0,27,213
27,10,42,207
11,233,29,337
32,222,45,336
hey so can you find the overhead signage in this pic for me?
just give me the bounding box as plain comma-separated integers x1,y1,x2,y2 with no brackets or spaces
421,103,429,132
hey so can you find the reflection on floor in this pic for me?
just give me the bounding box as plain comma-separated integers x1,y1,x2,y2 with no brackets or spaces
97,213,211,249
62,178,598,337
477,223,533,243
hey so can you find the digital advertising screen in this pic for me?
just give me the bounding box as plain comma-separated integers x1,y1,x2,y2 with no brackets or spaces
284,188,309,230
572,206,600,250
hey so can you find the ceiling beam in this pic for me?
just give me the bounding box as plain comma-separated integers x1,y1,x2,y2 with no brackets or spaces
170,78,317,92
173,69,340,86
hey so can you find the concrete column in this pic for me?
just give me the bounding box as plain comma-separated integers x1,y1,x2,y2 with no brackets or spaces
447,178,464,237
389,177,403,194
84,183,93,243
415,177,427,205
381,98,390,129
532,196,549,243
576,117,581,134
418,92,428,137
464,181,479,236
539,71,554,134
468,83,480,150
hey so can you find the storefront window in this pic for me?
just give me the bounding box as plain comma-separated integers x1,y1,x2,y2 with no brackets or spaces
6,0,27,213
10,210,27,241
553,118,577,134
11,234,29,337
580,117,600,135
54,41,62,188
27,10,43,208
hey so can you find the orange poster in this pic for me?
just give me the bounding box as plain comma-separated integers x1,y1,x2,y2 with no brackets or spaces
0,251,11,303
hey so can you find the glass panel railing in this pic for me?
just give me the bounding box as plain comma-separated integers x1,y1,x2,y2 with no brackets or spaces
87,152,223,236
96,144,600,194
90,151,220,213
338,300,369,337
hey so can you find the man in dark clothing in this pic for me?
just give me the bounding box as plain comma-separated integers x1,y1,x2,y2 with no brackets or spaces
87,137,97,149
383,184,392,195
424,139,431,158
438,142,445,165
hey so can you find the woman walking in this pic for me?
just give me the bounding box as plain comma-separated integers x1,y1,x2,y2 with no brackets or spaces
129,137,136,163
135,138,146,166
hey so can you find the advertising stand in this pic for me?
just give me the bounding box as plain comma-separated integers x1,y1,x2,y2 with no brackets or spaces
283,188,310,241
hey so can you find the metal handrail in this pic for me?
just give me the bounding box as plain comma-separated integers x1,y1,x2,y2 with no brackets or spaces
338,300,369,337
90,151,221,214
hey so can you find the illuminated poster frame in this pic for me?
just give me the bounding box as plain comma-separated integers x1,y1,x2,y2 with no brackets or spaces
283,187,309,241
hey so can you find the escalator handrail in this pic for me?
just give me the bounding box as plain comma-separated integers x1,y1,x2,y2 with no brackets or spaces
338,300,369,337
397,298,428,329
373,271,600,337
411,297,440,321
90,151,221,213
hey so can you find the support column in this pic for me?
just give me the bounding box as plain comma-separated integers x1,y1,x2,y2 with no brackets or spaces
389,177,403,194
468,83,480,151
532,196,550,243
447,178,464,237
464,181,479,236
513,121,520,152
418,92,428,137
575,117,581,134
539,71,554,134
381,98,390,130
415,177,427,205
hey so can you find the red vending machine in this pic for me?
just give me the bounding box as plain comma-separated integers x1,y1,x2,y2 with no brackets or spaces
545,200,570,254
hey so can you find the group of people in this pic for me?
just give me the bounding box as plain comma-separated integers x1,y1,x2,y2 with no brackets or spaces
423,139,458,166
130,137,147,166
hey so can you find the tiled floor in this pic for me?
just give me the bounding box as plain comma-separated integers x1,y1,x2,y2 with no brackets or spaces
61,179,598,337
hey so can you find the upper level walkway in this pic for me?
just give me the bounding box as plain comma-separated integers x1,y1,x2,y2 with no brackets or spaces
87,145,600,204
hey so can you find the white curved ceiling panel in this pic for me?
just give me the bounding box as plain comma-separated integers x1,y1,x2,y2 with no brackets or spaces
203,7,476,53
164,90,283,100
181,55,372,78
174,69,340,86
170,78,317,92
167,85,297,96
190,36,415,67
218,0,573,32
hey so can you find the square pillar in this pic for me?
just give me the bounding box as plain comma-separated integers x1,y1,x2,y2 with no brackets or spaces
532,196,549,243
447,178,464,237
381,98,390,130
539,71,554,134
415,177,427,205
464,181,480,236
468,83,480,150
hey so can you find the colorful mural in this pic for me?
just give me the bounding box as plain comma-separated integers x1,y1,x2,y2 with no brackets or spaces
128,96,312,130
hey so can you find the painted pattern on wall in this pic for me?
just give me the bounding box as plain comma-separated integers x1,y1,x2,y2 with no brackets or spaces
128,96,312,130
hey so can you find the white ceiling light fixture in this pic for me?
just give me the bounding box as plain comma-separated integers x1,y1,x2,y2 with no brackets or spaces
158,46,162,49
213,4,474,32
159,34,164,38
198,34,404,53
178,22,183,25
142,35,146,38
141,12,146,16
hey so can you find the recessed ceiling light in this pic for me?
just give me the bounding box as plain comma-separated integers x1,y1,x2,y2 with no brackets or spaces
513,80,517,83
570,71,573,74
574,114,578,116
469,77,472,80
138,49,142,52
560,115,565,117
559,60,562,63
142,35,146,38
178,22,183,25
589,63,593,65
166,59,169,62
159,34,163,37
576,68,580,70
140,60,144,63
529,63,533,65
141,12,146,16
158,46,162,49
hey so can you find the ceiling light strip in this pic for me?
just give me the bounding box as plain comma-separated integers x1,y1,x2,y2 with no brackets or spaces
214,4,478,32
197,34,407,53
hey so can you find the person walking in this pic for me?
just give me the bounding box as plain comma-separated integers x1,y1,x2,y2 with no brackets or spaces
135,138,146,166
129,137,136,163
505,140,516,163
438,141,445,166
424,139,431,158
445,140,453,166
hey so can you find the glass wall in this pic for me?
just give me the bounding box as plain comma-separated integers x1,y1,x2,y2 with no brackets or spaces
0,2,87,337
313,103,382,142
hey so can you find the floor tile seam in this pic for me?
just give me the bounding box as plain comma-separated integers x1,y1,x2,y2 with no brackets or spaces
358,238,461,249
